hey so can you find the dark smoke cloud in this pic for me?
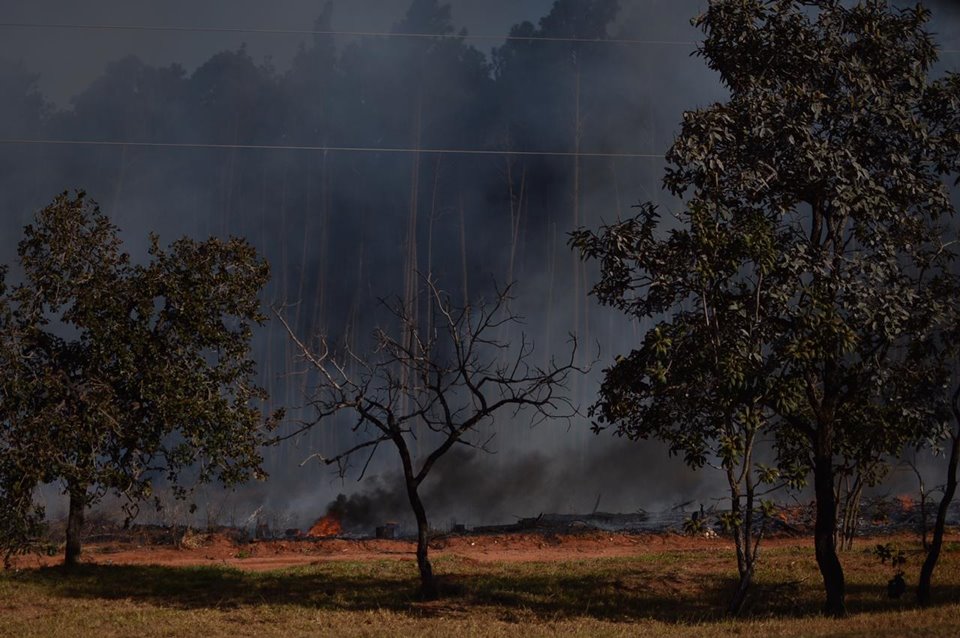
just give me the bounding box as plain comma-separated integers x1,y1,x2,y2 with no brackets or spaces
313,440,713,533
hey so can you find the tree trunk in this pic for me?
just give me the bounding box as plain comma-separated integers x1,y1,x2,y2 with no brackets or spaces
404,479,436,599
727,471,761,616
917,428,959,606
728,564,754,616
813,447,846,616
725,462,749,615
65,482,87,569
837,472,864,551
394,432,437,598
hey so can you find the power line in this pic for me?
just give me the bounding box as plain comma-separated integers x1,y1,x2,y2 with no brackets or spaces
0,21,698,48
1,21,958,54
0,138,665,159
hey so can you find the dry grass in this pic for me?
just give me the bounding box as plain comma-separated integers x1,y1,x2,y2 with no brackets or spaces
1,536,959,637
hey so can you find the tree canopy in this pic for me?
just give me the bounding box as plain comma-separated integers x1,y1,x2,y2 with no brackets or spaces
0,191,278,566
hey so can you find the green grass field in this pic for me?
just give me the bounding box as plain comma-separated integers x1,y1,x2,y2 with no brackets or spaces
2,537,959,637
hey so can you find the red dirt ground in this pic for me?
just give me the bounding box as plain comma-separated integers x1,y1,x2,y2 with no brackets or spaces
14,530,943,572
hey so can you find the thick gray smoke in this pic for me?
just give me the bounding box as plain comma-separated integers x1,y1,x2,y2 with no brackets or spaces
304,441,711,533
1,1,958,528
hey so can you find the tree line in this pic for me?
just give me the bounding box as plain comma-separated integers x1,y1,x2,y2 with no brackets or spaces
0,0,647,455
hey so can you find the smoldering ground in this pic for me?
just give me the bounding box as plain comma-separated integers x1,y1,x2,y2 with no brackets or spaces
284,438,713,533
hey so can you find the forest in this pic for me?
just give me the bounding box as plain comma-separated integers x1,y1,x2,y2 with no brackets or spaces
0,0,675,507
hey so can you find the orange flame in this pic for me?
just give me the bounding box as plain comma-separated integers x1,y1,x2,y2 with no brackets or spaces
776,504,807,524
308,513,342,537
894,495,916,512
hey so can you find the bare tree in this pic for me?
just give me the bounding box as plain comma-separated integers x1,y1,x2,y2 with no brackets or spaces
275,278,584,597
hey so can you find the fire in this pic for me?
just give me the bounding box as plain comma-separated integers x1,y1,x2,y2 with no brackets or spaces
307,494,350,537
308,513,342,538
894,495,916,512
775,503,811,525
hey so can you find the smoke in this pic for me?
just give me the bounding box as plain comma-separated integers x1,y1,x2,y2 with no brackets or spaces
1,0,958,528
316,439,714,533
0,0,556,106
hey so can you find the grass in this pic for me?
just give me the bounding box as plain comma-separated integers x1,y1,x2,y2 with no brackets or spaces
1,537,959,637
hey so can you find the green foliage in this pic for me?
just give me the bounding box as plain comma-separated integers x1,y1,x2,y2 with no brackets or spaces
572,0,960,492
0,266,46,565
874,542,908,598
573,0,960,612
873,543,906,572
0,453,45,567
682,515,709,535
0,191,279,555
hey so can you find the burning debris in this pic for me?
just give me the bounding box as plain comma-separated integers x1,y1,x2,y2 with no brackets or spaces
473,511,655,534
307,513,343,538
303,494,352,538
265,491,960,542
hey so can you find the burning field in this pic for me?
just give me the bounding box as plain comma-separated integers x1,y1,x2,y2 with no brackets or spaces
11,516,958,574
7,494,959,638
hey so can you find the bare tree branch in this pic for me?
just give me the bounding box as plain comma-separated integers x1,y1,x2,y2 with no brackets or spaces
273,276,588,595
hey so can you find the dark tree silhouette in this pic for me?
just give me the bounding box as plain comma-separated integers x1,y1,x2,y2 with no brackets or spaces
0,191,279,567
573,0,959,617
276,278,584,597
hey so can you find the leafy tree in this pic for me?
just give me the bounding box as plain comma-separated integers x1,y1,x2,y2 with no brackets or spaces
493,0,621,155
276,278,582,598
573,0,959,617
492,0,623,227
833,457,886,551
0,267,46,567
280,2,339,147
0,59,47,137
62,55,189,143
0,191,278,567
571,205,790,614
187,46,282,146
916,74,960,604
0,463,44,568
336,0,492,151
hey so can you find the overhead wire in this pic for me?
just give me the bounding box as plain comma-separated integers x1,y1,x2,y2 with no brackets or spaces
0,20,684,159
0,21,957,53
0,21,697,47
0,138,666,159
1,16,955,156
